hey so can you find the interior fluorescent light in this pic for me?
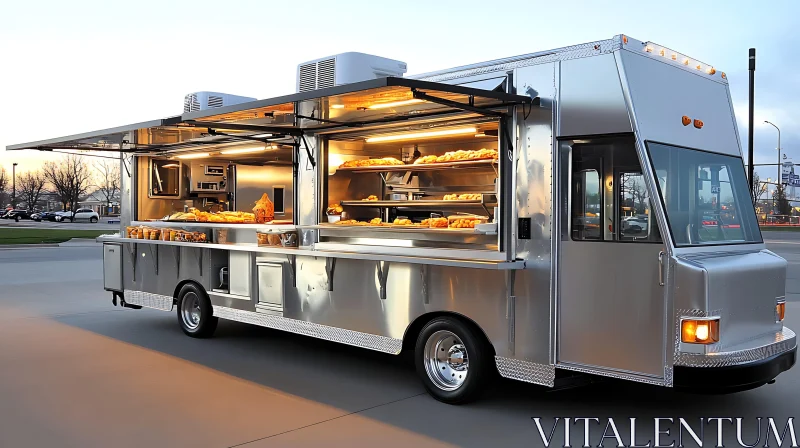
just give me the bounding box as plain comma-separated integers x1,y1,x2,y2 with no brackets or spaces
175,153,211,159
365,127,477,143
251,133,273,138
331,104,345,109
368,99,425,110
220,146,270,155
474,133,486,137
162,163,180,168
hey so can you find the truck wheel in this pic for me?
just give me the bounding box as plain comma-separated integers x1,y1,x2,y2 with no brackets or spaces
415,317,490,404
177,283,218,338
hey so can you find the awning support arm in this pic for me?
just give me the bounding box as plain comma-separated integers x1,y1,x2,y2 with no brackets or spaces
411,89,507,118
184,120,304,137
299,133,316,168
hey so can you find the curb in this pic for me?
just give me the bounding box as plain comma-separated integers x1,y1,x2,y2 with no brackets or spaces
0,244,60,250
58,238,103,247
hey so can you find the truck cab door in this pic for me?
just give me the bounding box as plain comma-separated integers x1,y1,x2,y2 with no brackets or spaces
557,136,668,381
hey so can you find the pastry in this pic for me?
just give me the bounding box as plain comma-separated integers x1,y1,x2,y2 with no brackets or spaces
362,195,379,201
253,193,275,224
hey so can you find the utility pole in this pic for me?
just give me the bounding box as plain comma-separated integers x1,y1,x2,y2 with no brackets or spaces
748,48,756,193
12,162,18,209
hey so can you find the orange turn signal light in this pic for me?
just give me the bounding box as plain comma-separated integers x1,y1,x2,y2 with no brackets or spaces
777,301,786,322
693,119,704,129
682,116,692,126
681,318,720,344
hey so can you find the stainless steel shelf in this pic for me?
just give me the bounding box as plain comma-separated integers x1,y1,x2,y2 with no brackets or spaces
334,159,497,173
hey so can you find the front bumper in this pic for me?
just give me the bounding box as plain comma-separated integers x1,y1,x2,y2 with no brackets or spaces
674,327,797,392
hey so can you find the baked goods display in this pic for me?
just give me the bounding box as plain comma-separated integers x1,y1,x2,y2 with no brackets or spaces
126,226,207,242
257,230,298,247
326,203,344,215
253,193,275,224
443,193,482,201
413,148,498,164
362,195,379,201
425,217,448,228
339,157,404,168
165,208,257,224
393,218,412,226
448,218,483,229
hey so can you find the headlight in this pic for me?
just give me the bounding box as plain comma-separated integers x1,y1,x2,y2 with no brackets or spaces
681,318,720,344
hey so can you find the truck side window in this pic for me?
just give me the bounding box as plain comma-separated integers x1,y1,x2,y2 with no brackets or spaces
618,172,661,242
572,169,602,240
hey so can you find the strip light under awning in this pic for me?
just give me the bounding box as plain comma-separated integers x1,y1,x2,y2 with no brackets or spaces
368,99,425,110
365,127,478,143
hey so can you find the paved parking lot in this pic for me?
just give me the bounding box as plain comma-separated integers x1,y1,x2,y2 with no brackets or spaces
0,240,797,447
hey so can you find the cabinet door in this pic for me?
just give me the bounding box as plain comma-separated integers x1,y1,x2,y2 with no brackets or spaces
103,244,123,291
257,263,284,307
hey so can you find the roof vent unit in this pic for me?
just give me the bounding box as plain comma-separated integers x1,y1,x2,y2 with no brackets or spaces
296,52,407,93
183,91,257,113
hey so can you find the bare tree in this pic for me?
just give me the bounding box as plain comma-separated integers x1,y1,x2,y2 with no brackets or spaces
93,159,121,214
0,168,8,209
42,155,93,219
16,171,46,210
751,171,768,207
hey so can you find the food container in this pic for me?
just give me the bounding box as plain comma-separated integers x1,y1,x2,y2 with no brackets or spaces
279,230,298,247
216,228,228,244
161,229,171,241
327,214,341,223
447,214,489,229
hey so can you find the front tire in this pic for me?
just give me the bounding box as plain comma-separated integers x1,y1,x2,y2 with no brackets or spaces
14,216,20,222
90,217,98,223
415,317,491,404
177,283,218,338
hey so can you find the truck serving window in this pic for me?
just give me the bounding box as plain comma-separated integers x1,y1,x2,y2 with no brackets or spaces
647,142,762,246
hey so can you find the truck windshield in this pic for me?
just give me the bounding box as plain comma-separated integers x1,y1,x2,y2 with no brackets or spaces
647,142,762,247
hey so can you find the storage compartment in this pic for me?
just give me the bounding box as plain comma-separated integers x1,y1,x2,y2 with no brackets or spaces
103,243,123,291
257,263,284,310
228,252,252,297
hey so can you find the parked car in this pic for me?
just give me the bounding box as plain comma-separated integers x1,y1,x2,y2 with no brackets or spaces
2,209,34,222
622,215,648,233
57,208,100,223
32,211,60,222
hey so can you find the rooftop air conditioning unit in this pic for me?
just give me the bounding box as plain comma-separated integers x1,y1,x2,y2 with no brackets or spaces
183,91,257,113
296,52,407,93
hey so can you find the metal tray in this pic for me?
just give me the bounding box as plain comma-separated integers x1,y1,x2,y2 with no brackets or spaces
334,158,497,173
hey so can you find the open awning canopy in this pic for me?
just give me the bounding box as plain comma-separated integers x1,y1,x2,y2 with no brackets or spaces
8,77,536,154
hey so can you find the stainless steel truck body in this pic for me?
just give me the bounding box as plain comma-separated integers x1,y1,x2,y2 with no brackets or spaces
9,34,795,403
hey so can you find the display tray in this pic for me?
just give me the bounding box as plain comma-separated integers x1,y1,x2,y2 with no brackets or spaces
132,221,296,230
341,199,492,208
309,223,481,234
334,158,497,173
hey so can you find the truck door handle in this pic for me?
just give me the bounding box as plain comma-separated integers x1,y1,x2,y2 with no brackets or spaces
658,251,665,286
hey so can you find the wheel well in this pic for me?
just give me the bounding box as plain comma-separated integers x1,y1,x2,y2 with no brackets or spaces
172,280,206,306
401,311,496,357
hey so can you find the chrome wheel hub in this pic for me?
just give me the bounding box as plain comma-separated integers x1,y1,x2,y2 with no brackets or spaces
181,293,201,330
423,330,469,391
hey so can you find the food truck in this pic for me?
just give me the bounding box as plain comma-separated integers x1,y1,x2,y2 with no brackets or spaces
8,35,796,404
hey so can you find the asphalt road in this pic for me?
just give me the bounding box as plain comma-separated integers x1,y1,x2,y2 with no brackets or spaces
0,217,118,231
0,242,798,447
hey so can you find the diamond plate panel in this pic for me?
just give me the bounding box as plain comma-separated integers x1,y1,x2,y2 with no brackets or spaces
675,328,797,368
495,357,554,387
213,306,403,354
124,290,173,311
419,39,620,83
557,363,668,387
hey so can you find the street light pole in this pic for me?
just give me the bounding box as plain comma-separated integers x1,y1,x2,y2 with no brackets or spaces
12,162,18,209
765,120,781,184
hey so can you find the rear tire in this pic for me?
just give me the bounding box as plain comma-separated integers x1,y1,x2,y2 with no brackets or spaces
90,217,98,223
14,216,20,222
415,317,491,404
177,283,218,338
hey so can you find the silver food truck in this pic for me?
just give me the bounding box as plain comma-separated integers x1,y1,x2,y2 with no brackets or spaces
8,35,796,404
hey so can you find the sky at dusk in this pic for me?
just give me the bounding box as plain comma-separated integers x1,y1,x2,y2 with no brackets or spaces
1,0,798,191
